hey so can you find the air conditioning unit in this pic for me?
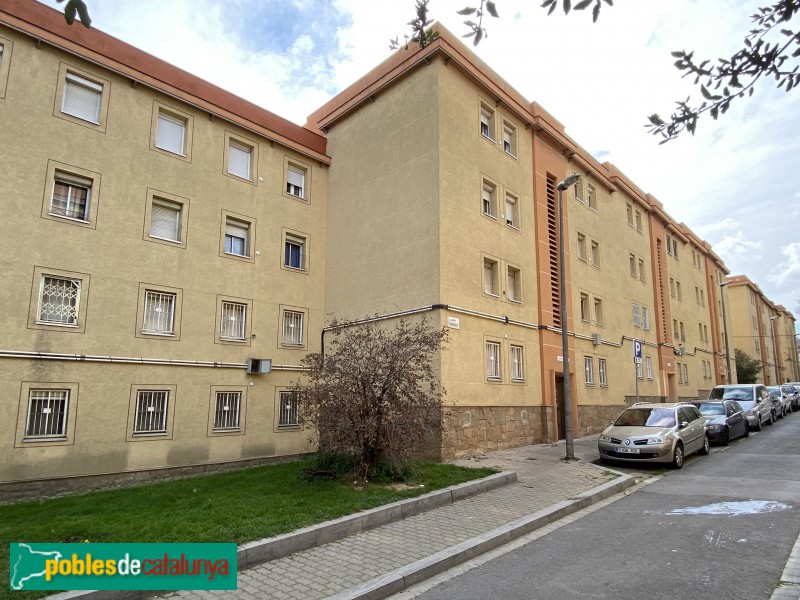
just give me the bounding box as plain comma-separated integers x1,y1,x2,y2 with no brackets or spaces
591,333,602,346
246,358,272,374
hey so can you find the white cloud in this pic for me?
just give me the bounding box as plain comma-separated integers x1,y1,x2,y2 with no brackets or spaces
769,244,800,287
714,232,763,263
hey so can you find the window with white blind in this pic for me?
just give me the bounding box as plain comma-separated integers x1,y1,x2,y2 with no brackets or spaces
480,105,494,139
38,276,80,325
220,301,246,340
482,181,496,218
227,141,252,180
505,193,518,228
486,341,501,380
282,310,304,345
213,391,241,430
142,290,175,334
503,123,516,156
284,235,305,270
584,356,594,386
510,345,524,381
286,166,305,198
50,172,91,221
61,72,102,123
133,390,169,434
224,218,249,257
25,390,69,438
278,391,300,427
155,111,186,155
149,199,181,242
483,258,498,296
507,266,521,302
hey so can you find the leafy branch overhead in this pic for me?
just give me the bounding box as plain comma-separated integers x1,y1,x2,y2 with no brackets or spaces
647,0,800,142
56,0,91,28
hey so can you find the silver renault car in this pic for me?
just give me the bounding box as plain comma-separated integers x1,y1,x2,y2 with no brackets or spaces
598,402,709,469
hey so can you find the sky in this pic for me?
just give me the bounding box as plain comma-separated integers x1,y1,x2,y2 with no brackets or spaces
40,0,800,323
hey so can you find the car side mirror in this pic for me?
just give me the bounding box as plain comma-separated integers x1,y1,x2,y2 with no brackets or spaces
680,421,689,429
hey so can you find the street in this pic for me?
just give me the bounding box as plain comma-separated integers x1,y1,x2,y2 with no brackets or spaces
407,413,800,600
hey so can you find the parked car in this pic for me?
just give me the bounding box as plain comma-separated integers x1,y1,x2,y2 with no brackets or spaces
690,400,749,445
788,383,800,411
767,385,794,417
708,384,773,431
599,402,709,469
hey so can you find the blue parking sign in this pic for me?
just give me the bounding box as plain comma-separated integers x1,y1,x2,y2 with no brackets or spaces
634,339,643,364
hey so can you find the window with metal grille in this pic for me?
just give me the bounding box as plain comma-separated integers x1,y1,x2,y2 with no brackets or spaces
228,141,252,179
224,218,249,257
282,310,304,345
599,358,608,387
62,72,101,123
149,199,181,241
584,356,594,386
486,341,501,380
142,291,175,334
285,236,305,270
134,390,168,434
220,302,246,340
278,391,300,427
213,391,241,430
286,166,305,198
39,276,80,325
51,172,90,220
510,345,524,381
155,112,186,155
26,390,68,438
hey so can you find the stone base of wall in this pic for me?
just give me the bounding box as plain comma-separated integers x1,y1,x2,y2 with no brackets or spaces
433,406,553,461
0,452,311,504
578,404,627,437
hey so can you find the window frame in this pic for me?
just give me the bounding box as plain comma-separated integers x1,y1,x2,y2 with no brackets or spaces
210,388,246,434
646,356,653,380
510,344,525,382
15,382,79,447
504,191,519,229
584,356,595,386
485,340,502,381
276,390,301,429
150,101,193,161
224,132,258,183
633,302,641,328
283,157,312,202
135,282,182,341
216,295,252,344
282,228,309,273
502,121,517,157
482,179,498,220
53,63,110,132
577,232,587,262
593,296,604,326
580,292,590,322
143,188,189,248
220,211,255,262
41,161,101,228
279,305,308,349
0,36,12,99
506,264,522,304
586,183,597,211
480,102,495,141
598,358,608,387
127,385,176,441
590,239,601,267
483,256,500,297
29,267,90,334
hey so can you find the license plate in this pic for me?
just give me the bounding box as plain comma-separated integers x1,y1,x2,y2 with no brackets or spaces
615,447,640,454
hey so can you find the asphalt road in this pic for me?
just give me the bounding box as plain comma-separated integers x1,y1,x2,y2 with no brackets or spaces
411,413,800,600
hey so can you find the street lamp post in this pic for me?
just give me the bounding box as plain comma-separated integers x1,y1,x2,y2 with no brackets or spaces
719,281,732,384
557,174,580,461
769,316,781,384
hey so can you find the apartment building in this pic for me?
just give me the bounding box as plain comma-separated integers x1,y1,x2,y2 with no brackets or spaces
1,3,794,492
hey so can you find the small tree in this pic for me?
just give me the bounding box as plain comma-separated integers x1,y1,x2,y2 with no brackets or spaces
735,348,762,383
296,316,448,481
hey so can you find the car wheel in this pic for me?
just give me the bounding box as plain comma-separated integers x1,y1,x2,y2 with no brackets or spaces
671,442,684,469
754,416,762,431
743,422,750,437
699,434,710,455
768,411,775,425
721,429,730,446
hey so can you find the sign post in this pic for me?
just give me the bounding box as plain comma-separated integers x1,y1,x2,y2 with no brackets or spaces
633,339,642,404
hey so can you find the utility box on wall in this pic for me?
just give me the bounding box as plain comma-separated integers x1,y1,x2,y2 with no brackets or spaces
246,358,272,374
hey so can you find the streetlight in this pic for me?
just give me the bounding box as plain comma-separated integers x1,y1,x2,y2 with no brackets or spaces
557,173,580,461
769,316,781,384
719,281,732,384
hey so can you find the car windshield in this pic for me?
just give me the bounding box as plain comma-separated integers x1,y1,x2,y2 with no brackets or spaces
695,403,725,416
710,386,752,401
614,408,676,428
767,386,780,395
738,400,754,411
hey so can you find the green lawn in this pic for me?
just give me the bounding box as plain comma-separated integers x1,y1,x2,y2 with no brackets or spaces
1,459,496,599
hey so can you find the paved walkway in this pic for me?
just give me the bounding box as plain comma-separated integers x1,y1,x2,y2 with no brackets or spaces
161,436,623,600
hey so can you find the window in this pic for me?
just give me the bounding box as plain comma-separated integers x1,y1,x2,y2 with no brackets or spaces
573,173,583,202
672,238,679,258
213,391,241,430
755,340,760,352
505,193,518,228
61,72,102,123
286,165,305,198
584,356,594,386
590,240,600,267
0,39,10,99
673,319,680,341
220,301,246,340
142,290,175,334
486,341,501,380
679,321,686,342
510,345,524,381
155,111,187,155
482,181,497,218
682,364,689,385
480,105,494,140
278,391,300,427
580,293,590,322
677,362,684,384
483,257,499,296
284,235,306,270
224,218,250,257
635,209,642,232
642,307,650,330
586,184,597,210
670,278,676,298
38,276,80,326
149,198,181,242
25,390,68,438
228,140,252,180
646,356,653,380
626,203,634,226
594,297,604,326
50,171,91,221
698,323,704,343
629,253,637,278
133,390,169,434
503,123,516,156
637,361,643,379
638,258,646,281
507,266,521,302
676,281,682,301
633,303,641,328
577,233,587,261
282,310,304,346
599,358,608,387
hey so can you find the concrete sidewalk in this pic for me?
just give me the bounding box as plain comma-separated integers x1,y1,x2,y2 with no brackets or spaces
155,435,634,600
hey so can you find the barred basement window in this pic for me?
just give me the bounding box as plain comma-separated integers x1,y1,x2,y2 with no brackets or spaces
214,391,241,430
133,390,168,434
143,290,175,334
38,276,80,325
278,391,299,427
220,301,246,340
25,390,68,438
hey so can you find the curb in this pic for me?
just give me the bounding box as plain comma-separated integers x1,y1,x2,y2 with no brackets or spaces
326,472,637,600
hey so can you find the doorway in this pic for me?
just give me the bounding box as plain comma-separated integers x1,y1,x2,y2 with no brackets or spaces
555,375,566,440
